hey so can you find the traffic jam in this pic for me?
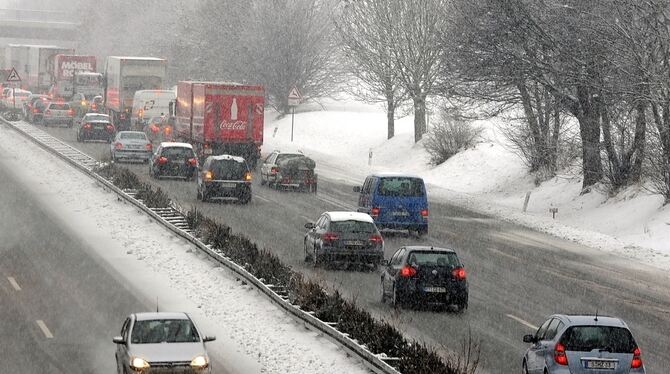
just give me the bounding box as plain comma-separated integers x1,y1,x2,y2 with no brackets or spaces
0,43,649,374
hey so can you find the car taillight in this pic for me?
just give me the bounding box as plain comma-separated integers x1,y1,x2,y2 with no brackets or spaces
554,342,568,366
106,125,115,132
187,157,198,166
158,156,168,164
32,108,38,113
370,207,380,218
420,209,429,217
68,109,75,116
270,166,279,174
145,143,152,151
400,265,417,278
163,126,172,135
204,171,213,181
83,123,91,129
244,171,252,181
452,267,467,280
322,232,339,242
114,142,123,150
45,109,51,115
369,234,383,244
631,347,643,369
150,124,159,133
92,103,97,110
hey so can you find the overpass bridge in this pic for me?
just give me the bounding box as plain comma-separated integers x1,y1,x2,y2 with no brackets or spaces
0,8,79,47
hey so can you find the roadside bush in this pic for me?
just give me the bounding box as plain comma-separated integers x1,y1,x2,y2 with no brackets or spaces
424,108,483,165
136,185,171,208
644,132,670,204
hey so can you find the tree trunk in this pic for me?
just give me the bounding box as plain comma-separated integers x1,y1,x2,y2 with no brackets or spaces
412,95,426,143
629,100,647,182
576,86,602,189
550,103,561,173
386,94,395,140
517,82,544,172
600,104,621,189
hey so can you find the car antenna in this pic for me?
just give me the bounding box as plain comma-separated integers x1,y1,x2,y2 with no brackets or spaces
594,308,598,322
156,297,159,313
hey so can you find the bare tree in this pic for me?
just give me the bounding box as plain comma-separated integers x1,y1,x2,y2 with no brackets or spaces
336,0,406,139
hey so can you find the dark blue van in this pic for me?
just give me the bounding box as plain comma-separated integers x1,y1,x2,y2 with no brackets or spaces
353,173,428,236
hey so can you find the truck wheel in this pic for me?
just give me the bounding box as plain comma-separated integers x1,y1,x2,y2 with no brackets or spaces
312,182,318,194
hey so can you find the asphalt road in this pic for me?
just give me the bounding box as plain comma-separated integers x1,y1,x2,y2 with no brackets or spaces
35,122,670,373
0,139,230,373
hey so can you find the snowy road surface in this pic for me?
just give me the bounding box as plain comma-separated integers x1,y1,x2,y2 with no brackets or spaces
0,122,370,374
9,121,670,373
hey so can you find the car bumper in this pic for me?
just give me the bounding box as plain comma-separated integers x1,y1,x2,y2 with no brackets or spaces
375,221,427,232
43,117,73,125
396,280,467,304
316,248,383,264
156,164,197,178
115,150,152,160
202,182,251,199
81,130,113,141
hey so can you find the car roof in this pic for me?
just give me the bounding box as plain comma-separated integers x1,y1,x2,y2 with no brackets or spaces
159,142,193,149
368,172,423,179
118,131,145,135
552,314,628,327
208,154,246,163
134,312,189,321
272,148,304,155
404,245,457,254
325,211,374,223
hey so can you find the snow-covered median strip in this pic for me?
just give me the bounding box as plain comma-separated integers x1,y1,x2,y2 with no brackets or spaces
0,124,369,374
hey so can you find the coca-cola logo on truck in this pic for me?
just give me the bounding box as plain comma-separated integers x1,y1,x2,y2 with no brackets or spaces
218,120,247,131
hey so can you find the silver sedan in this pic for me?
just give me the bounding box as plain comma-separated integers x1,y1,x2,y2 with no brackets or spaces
113,312,215,373
111,131,153,163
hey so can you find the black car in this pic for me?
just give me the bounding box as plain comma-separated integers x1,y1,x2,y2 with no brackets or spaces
150,142,198,180
380,246,468,311
197,154,252,204
28,98,49,124
304,211,384,268
76,115,115,143
23,94,49,122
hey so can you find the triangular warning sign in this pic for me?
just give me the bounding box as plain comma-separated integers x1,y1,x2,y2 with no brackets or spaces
6,68,21,82
288,86,302,100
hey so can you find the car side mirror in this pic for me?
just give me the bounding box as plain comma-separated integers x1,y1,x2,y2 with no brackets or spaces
522,334,536,343
353,186,361,193
112,336,126,345
304,222,315,230
203,335,216,343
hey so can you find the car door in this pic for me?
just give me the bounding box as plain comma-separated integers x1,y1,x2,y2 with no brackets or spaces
386,248,406,291
260,152,276,180
527,318,553,373
382,247,403,293
357,177,372,212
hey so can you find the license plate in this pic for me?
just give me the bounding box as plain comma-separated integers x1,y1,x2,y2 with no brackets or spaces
220,182,237,188
423,287,446,293
392,211,409,216
585,360,616,369
344,240,363,246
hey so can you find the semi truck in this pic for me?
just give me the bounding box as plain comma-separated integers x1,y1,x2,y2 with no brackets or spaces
173,81,265,166
3,44,74,92
49,55,103,99
104,56,167,130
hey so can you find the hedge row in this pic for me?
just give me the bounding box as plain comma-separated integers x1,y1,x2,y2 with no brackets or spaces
98,163,468,374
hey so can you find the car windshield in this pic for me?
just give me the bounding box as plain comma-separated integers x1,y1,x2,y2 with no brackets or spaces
377,177,425,197
210,159,247,180
560,326,636,353
49,103,69,110
120,132,147,140
85,114,110,121
131,319,200,344
162,147,193,158
330,220,377,234
407,251,460,267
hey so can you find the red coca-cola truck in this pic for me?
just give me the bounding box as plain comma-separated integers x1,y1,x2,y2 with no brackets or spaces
173,81,265,166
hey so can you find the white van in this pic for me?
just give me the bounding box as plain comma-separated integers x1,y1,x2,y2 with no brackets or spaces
131,89,176,128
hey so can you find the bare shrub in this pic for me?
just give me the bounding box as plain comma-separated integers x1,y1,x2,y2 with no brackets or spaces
643,130,670,204
424,108,483,165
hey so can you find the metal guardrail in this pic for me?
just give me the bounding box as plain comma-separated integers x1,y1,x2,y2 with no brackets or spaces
0,116,402,374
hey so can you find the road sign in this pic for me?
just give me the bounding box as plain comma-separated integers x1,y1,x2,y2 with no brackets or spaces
6,67,21,82
288,86,302,107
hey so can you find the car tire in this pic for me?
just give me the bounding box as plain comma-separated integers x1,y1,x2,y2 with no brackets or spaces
392,284,403,309
380,280,387,303
197,188,202,201
522,361,529,374
312,182,318,194
313,247,322,268
260,174,267,186
454,293,468,313
304,240,312,262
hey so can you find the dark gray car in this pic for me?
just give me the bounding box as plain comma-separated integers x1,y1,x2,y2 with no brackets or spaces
113,312,215,374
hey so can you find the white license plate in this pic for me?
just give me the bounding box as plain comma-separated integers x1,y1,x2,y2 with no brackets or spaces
220,182,237,188
344,240,364,246
392,211,409,216
423,287,446,293
585,361,616,369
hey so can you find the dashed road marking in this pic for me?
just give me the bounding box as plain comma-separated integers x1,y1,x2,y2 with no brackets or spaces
254,194,271,203
7,276,21,291
506,314,538,331
36,320,54,338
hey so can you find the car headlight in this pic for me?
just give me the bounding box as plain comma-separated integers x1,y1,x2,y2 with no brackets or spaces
191,355,209,368
130,357,150,369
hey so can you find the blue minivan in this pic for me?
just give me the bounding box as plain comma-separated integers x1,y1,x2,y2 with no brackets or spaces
353,173,428,236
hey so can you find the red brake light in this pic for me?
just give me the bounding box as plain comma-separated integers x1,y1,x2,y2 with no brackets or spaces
106,124,115,132
32,108,38,113
452,267,466,280
68,109,75,116
145,143,153,151
369,234,383,244
270,166,279,174
400,265,417,278
83,123,91,129
322,232,339,242
554,342,568,366
158,156,168,164
420,209,429,217
45,109,51,115
631,347,643,369
370,207,380,218
187,157,198,166
114,142,123,150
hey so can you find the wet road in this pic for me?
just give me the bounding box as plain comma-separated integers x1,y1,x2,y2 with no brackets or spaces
34,122,670,373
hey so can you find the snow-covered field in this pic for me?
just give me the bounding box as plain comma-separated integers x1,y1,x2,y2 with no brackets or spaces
0,124,369,374
265,99,670,271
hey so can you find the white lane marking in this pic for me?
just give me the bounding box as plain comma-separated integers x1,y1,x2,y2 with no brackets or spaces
36,320,54,338
254,194,271,203
7,277,21,291
506,314,538,331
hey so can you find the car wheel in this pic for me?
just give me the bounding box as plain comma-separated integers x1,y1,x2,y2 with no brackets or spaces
522,361,529,374
380,280,387,303
454,293,468,313
197,188,202,201
312,182,318,194
392,284,402,309
313,247,321,268
304,240,313,262
260,173,267,185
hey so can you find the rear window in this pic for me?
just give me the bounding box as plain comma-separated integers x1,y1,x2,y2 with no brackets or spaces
407,251,460,267
377,177,425,197
210,159,248,180
276,153,303,163
85,114,109,122
330,220,377,234
48,103,70,110
119,132,147,140
161,146,194,158
560,326,636,353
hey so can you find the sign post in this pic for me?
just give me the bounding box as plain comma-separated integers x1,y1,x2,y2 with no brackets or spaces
287,86,302,142
5,68,21,115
